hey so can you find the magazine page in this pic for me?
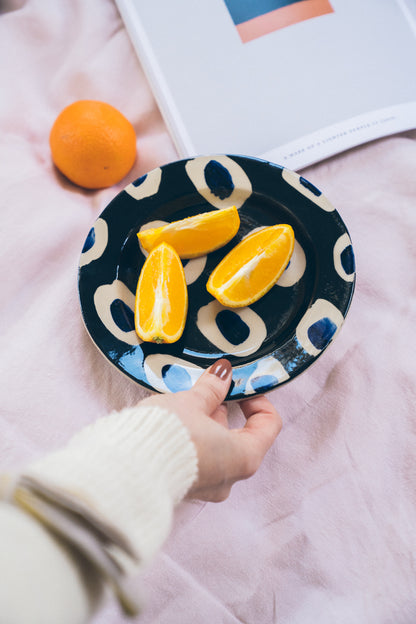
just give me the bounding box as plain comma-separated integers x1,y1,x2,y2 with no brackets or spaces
116,0,416,170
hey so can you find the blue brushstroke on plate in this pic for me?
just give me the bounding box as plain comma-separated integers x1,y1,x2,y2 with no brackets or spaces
132,174,147,187
215,310,250,345
204,160,234,199
250,374,279,393
307,317,337,350
341,245,355,275
299,176,322,196
82,227,96,253
110,299,135,332
162,364,193,392
118,346,145,377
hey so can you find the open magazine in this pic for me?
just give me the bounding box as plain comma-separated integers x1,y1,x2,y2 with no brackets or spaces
115,0,416,170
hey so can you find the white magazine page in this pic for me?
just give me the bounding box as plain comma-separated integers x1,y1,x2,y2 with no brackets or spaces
116,0,416,170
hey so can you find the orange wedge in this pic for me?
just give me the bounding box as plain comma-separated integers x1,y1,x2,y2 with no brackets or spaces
134,242,188,343
137,205,240,259
206,224,295,308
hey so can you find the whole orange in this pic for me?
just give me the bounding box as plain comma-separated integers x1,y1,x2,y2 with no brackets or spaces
49,100,137,189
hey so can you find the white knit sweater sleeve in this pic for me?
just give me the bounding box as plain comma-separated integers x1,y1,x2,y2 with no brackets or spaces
0,403,198,623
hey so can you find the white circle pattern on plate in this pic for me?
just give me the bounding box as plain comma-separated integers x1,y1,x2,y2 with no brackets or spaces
197,300,267,357
276,239,306,288
124,167,162,201
333,232,355,282
282,168,335,212
93,280,139,346
185,155,252,209
78,155,355,399
296,299,345,357
245,355,290,395
79,218,108,268
144,355,203,394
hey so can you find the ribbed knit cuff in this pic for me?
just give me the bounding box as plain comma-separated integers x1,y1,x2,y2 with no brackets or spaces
19,404,198,570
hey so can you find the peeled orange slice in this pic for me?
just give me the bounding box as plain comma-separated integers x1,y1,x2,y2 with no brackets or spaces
137,205,240,259
134,242,188,343
207,224,295,308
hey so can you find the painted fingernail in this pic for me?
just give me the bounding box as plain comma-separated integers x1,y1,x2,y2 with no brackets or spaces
209,358,232,380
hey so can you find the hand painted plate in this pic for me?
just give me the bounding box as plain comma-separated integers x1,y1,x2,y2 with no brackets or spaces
78,155,355,400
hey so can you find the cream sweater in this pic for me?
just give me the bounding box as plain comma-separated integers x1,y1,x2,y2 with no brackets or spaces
0,405,198,624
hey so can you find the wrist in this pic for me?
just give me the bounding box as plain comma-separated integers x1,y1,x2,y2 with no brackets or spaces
11,404,198,611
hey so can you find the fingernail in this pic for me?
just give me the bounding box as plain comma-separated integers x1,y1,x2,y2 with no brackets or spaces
209,358,232,380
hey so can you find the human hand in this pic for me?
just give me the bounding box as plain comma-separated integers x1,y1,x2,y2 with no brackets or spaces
141,359,282,502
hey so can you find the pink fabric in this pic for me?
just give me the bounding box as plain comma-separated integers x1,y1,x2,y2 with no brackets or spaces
2,1,416,622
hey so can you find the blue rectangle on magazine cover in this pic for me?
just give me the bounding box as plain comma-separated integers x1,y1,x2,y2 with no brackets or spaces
224,0,302,25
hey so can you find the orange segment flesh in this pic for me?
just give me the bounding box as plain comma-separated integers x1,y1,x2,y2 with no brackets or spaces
137,205,240,259
134,242,188,343
207,224,295,308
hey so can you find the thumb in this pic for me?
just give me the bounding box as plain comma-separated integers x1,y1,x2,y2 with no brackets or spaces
190,358,233,414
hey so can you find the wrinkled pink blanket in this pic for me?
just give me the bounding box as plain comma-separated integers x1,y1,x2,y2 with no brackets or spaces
2,2,416,623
